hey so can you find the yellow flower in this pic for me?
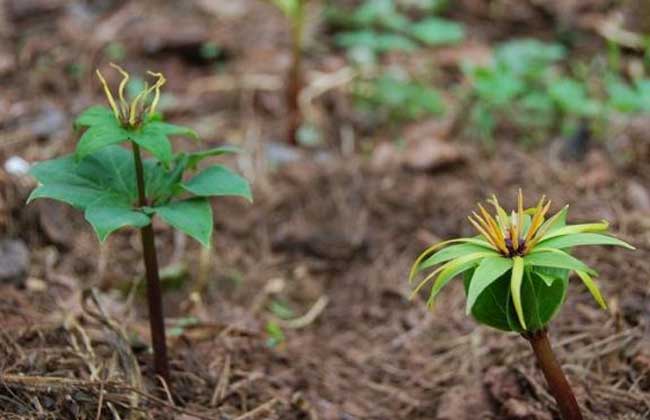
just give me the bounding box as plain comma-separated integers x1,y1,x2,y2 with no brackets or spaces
468,189,560,257
96,63,166,128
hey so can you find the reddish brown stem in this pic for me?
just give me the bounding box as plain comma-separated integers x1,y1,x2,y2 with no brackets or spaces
524,329,582,420
132,142,171,386
286,1,304,146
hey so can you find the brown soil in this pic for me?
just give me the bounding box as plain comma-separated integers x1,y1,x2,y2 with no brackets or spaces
1,1,650,419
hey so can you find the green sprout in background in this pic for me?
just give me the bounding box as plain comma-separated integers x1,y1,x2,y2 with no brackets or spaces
463,38,650,148
326,0,463,128
353,73,445,122
327,0,463,64
269,0,309,145
409,191,634,420
27,64,252,386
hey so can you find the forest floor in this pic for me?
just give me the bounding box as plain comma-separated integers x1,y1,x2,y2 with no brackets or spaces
1,1,650,419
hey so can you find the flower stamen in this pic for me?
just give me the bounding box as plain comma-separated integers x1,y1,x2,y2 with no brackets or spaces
95,64,167,129
470,191,554,257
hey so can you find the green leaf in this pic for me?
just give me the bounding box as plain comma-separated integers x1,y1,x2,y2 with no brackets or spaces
75,108,198,164
181,165,252,202
409,18,464,46
147,121,199,140
464,265,568,333
428,252,493,305
466,257,513,315
525,249,595,275
129,125,173,164
528,269,567,328
155,198,213,247
469,103,496,139
76,122,130,161
539,221,609,241
535,233,634,250
129,121,198,164
409,237,495,283
495,39,565,77
85,203,151,242
29,146,139,209
535,205,568,237
468,66,524,106
265,320,285,348
606,77,643,113
351,0,408,30
145,157,188,204
28,183,103,209
185,146,241,170
28,144,176,209
269,300,295,319
510,256,526,330
27,146,178,242
575,270,607,309
270,0,302,19
336,30,417,53
549,78,601,117
464,270,511,331
420,243,498,271
75,105,117,129
359,75,444,120
535,271,557,287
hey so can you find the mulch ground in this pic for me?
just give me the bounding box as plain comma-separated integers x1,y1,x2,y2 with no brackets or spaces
1,1,650,419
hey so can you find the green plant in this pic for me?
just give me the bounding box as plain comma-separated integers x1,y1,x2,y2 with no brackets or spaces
606,75,650,113
265,320,286,348
463,38,650,146
269,0,309,145
327,0,464,63
409,191,633,419
27,64,252,385
353,74,444,122
463,39,572,144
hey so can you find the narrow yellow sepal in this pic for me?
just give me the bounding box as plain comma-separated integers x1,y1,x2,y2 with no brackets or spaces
510,256,526,330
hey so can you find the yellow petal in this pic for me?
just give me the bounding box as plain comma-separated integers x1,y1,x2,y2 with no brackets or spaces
488,195,510,230
525,197,550,243
146,71,166,116
527,205,569,249
408,238,492,283
128,82,149,126
468,216,495,245
511,210,519,250
109,63,130,112
95,69,120,120
472,211,493,234
482,211,508,254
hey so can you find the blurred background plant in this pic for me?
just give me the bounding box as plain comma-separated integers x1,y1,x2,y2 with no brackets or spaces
269,0,310,145
327,0,462,64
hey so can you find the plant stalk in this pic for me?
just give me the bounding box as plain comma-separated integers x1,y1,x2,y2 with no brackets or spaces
287,0,305,146
131,142,171,385
523,329,582,420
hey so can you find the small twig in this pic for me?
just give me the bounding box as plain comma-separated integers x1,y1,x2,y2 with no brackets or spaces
278,296,328,329
210,354,231,406
233,398,279,420
187,74,283,95
299,67,357,121
0,374,132,395
157,375,175,407
127,387,219,420
221,372,264,401
95,379,106,420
